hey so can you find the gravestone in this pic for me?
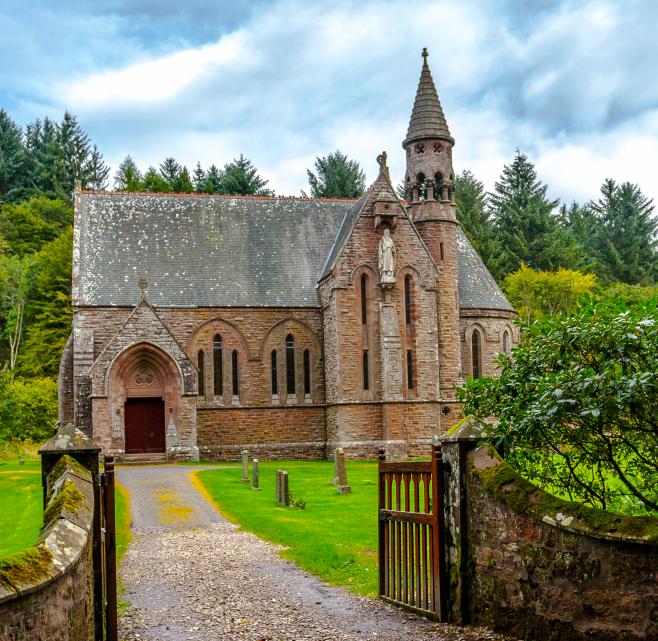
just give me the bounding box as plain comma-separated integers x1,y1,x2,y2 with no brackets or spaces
276,470,289,506
335,448,351,494
241,450,249,483
252,458,260,491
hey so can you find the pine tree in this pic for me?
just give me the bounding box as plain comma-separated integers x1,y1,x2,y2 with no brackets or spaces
217,154,273,196
454,170,504,276
590,179,657,284
143,166,172,193
192,162,206,193
488,150,564,276
171,166,193,193
114,156,144,191
557,201,598,272
200,164,222,194
306,150,365,198
159,157,181,186
58,112,91,194
24,118,68,200
85,145,110,190
0,109,27,203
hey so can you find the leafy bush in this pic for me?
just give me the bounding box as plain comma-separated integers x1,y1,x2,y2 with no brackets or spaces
458,298,658,513
0,372,58,442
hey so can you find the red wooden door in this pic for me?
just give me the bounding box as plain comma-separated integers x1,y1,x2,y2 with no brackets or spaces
124,398,165,454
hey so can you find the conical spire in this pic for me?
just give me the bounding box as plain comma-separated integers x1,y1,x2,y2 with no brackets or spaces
403,49,453,148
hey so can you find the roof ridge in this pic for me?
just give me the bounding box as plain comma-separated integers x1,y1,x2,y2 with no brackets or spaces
80,189,357,203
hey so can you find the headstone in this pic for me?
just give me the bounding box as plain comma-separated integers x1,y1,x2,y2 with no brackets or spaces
335,448,351,495
276,470,282,502
281,471,289,506
241,450,249,483
252,458,260,491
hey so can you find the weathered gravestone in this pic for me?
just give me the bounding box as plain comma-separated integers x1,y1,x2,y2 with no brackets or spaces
335,448,351,494
241,449,249,483
252,458,260,491
276,470,289,506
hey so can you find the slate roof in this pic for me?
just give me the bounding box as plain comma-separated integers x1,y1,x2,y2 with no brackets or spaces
456,228,514,311
403,51,453,147
75,192,351,307
75,191,514,312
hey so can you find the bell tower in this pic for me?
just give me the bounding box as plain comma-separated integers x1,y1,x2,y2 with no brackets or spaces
403,49,462,414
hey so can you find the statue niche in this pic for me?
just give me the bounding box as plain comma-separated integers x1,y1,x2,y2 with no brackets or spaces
378,228,396,285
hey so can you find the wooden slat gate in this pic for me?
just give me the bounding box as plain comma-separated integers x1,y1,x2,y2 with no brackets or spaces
378,444,447,621
97,455,118,641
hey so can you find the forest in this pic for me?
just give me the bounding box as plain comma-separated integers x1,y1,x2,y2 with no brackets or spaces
0,107,656,444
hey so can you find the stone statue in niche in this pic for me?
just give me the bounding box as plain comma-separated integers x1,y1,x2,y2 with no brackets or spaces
378,229,396,285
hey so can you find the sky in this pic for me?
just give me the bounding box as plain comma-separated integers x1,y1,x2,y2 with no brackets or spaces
1,0,658,205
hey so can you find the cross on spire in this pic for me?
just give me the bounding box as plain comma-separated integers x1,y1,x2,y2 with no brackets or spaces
422,47,428,59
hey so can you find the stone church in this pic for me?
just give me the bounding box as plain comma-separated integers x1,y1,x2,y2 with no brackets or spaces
58,51,518,461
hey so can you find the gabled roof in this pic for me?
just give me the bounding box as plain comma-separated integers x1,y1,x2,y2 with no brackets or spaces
403,50,453,147
75,192,352,308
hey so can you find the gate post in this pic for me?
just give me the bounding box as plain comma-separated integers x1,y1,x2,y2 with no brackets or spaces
103,456,118,641
377,449,386,597
431,444,448,622
440,416,486,624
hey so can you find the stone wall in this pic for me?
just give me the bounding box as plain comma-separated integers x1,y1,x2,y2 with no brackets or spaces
0,455,96,641
441,426,658,641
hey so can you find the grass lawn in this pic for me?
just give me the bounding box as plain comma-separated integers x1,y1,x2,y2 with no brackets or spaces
0,457,42,558
193,459,381,596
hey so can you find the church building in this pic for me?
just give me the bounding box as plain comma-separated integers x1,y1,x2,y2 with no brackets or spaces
58,51,518,461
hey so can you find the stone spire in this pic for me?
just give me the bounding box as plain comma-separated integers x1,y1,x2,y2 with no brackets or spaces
403,48,453,148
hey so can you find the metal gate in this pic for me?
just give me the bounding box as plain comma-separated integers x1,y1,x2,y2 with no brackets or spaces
378,444,447,620
96,455,118,641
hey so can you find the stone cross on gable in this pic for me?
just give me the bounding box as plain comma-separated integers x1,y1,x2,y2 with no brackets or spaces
138,278,148,298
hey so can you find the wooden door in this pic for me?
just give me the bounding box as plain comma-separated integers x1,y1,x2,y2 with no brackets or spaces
124,398,165,454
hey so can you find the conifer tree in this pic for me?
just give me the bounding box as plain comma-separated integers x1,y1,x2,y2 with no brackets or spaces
143,166,172,193
114,155,144,191
306,150,365,198
24,118,67,200
200,164,222,194
454,170,504,276
590,179,657,284
488,150,564,276
192,162,206,193
0,109,27,203
159,157,181,186
171,166,193,193
58,112,90,193
217,154,273,196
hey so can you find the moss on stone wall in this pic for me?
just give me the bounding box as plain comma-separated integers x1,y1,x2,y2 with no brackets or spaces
42,479,85,528
0,545,53,591
474,448,658,543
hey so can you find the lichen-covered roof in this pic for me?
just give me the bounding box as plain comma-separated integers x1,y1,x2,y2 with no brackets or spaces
75,192,353,307
457,228,514,311
403,53,453,147
75,191,513,312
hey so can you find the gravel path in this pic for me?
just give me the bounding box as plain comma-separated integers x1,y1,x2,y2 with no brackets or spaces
116,464,512,641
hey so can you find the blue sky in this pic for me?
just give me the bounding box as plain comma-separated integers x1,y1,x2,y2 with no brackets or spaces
1,0,658,205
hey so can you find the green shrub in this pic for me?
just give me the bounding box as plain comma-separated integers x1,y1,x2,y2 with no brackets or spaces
0,371,57,442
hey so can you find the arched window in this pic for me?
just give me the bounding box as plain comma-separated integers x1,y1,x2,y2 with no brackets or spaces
303,349,311,395
407,349,414,389
271,350,278,395
286,334,295,395
503,329,511,356
197,350,205,396
404,275,412,326
434,171,444,200
471,329,482,379
362,350,369,390
416,172,426,200
213,334,223,396
360,274,368,325
231,350,239,396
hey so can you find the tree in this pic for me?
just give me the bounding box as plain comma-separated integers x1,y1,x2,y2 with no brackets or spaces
599,282,658,306
18,228,73,377
24,117,68,200
458,297,658,513
590,179,657,285
143,167,172,193
455,170,504,276
159,157,181,186
488,151,567,277
217,154,273,196
0,197,72,257
85,145,110,190
0,256,31,370
171,166,193,193
192,163,206,193
306,150,365,198
503,264,597,327
200,164,222,194
0,109,27,203
114,156,143,191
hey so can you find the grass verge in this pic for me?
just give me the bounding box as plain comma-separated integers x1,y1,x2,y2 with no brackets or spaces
0,455,42,559
193,459,380,596
114,481,132,617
